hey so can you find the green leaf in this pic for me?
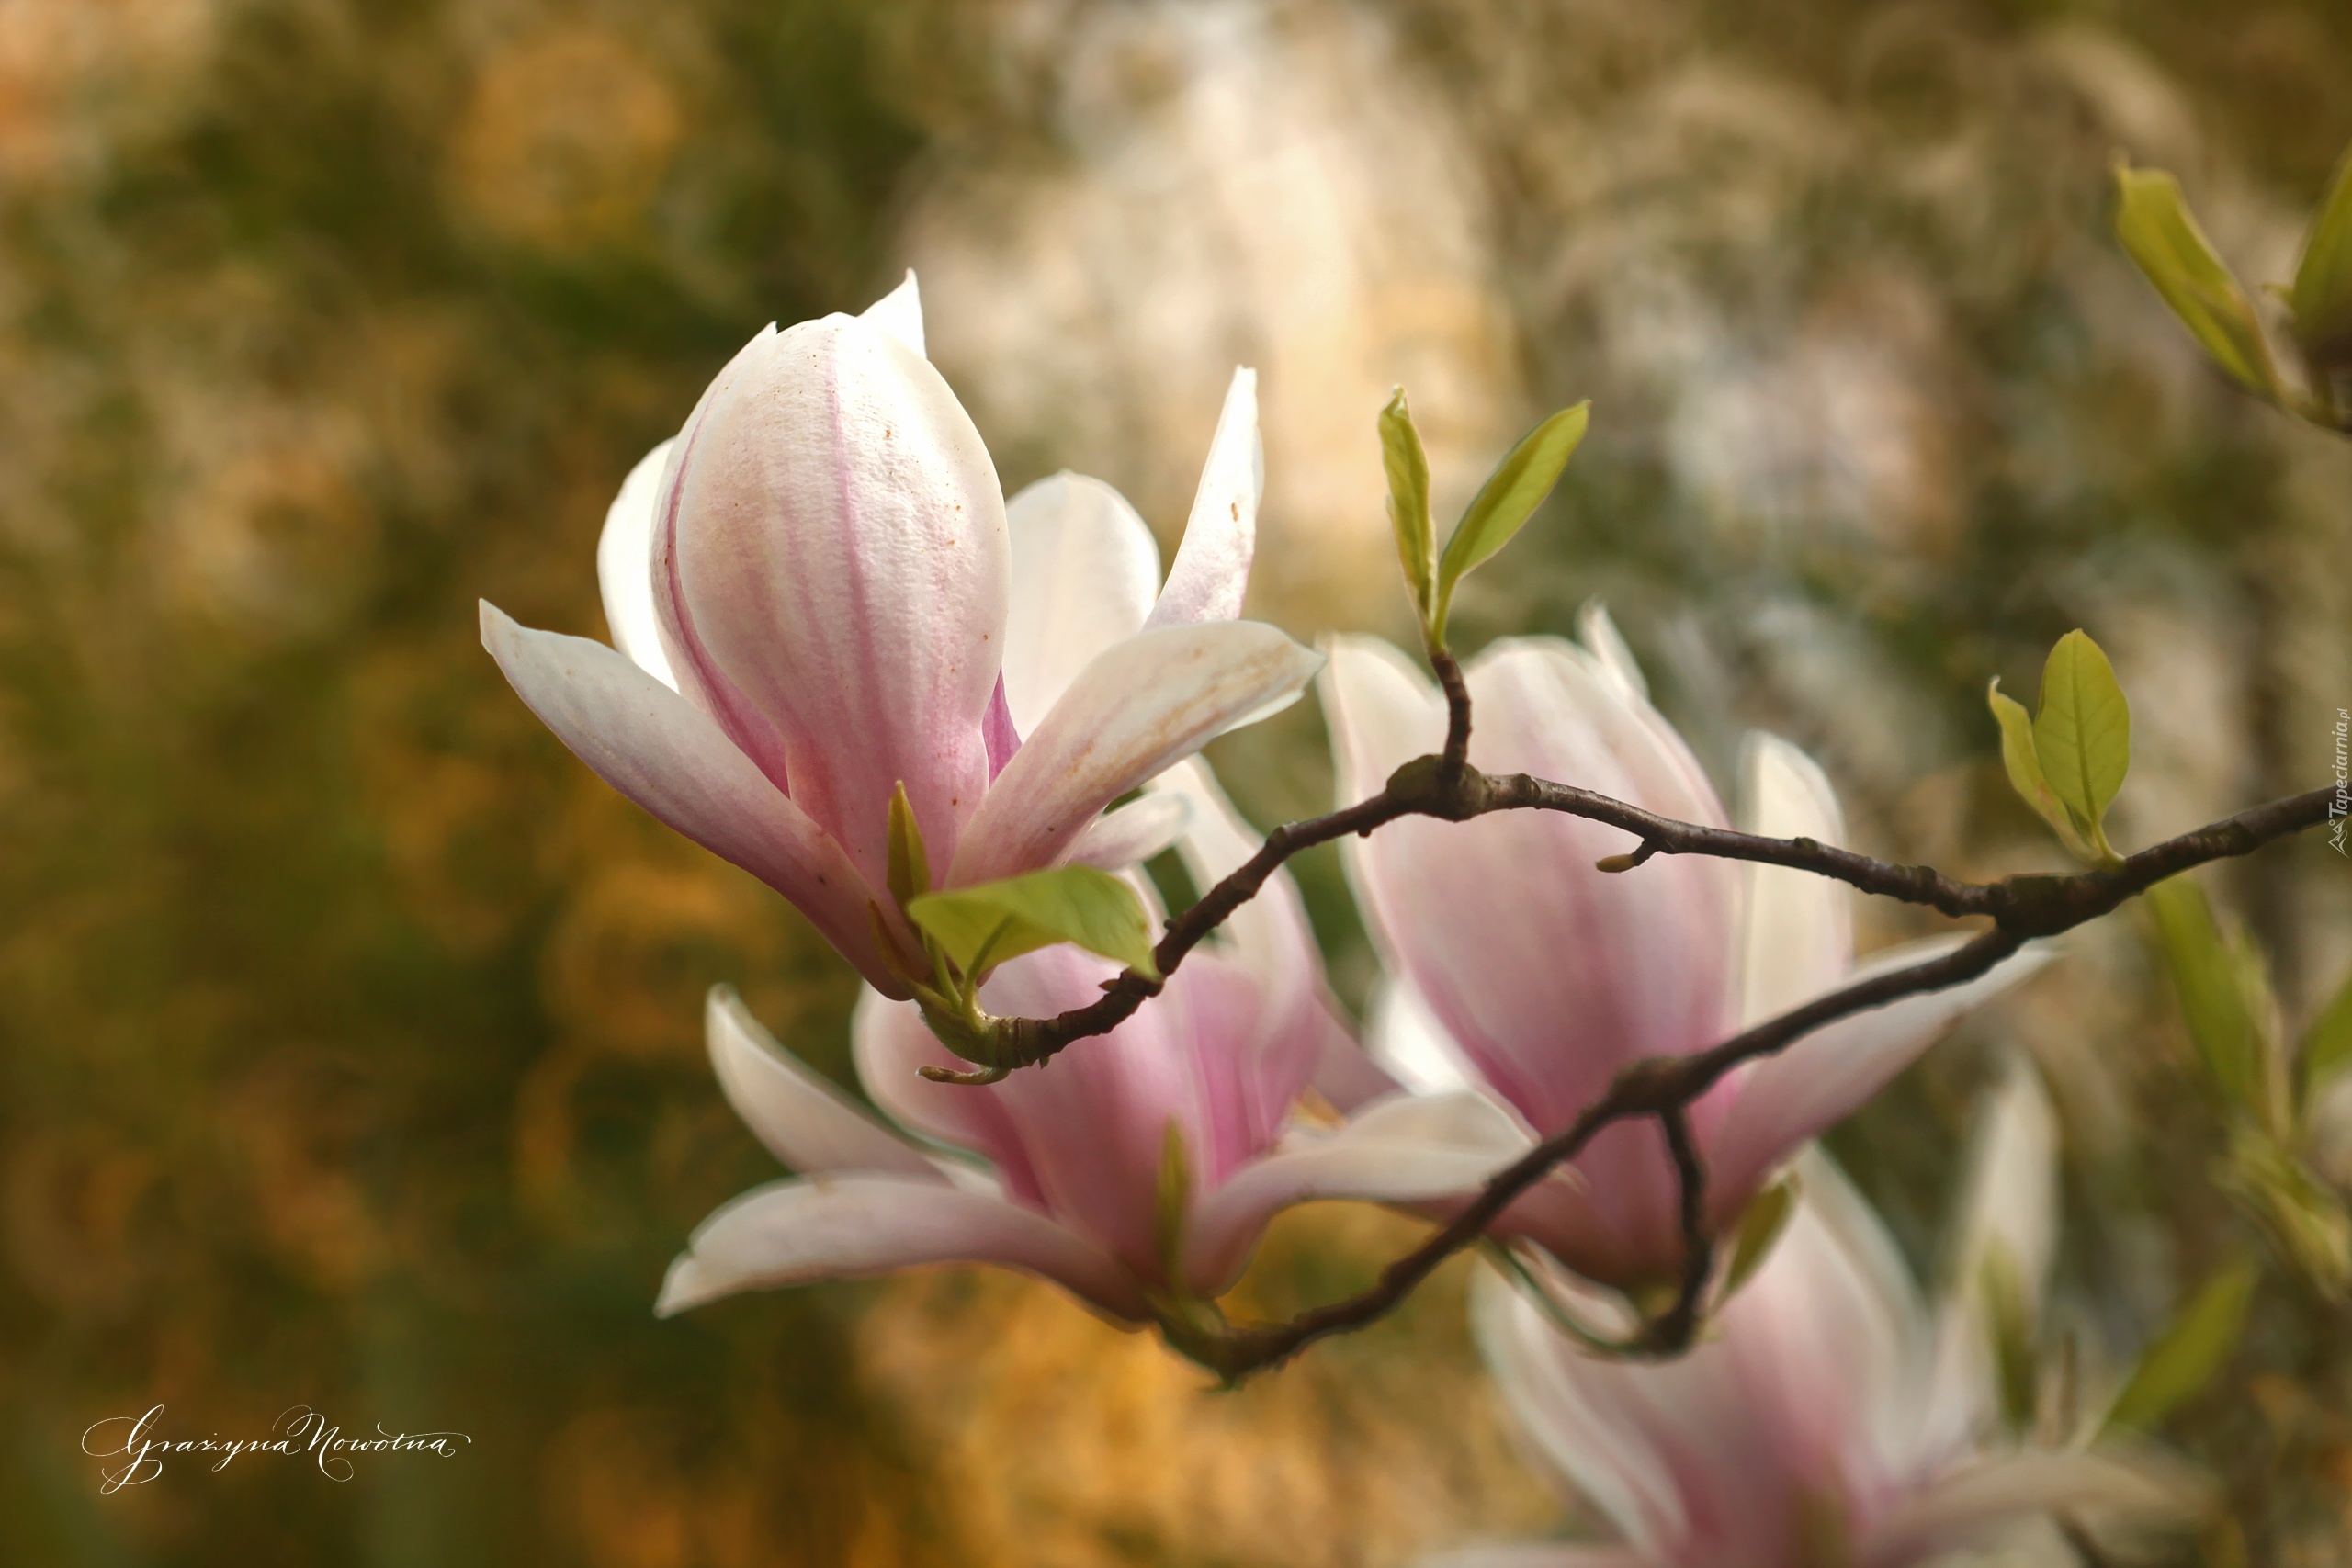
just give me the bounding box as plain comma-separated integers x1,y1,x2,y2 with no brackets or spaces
2031,630,2131,860
1720,1178,1797,1302
1379,389,1437,636
907,865,1160,982
2146,875,2267,1112
886,782,930,908
2114,162,2284,401
2290,144,2352,353
1986,678,2097,861
1432,401,1589,637
2299,962,2352,1107
2102,1257,2259,1433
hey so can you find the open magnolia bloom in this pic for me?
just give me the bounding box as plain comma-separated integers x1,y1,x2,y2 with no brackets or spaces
1437,1067,2193,1568
1321,609,2048,1297
481,273,1319,998
656,757,1525,1327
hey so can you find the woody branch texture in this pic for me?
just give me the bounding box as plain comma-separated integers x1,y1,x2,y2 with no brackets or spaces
949,653,2335,1382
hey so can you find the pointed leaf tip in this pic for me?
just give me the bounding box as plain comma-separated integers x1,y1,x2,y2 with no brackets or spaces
2033,630,2131,859
1378,389,1437,637
1434,400,1589,636
2290,145,2352,354
907,864,1159,982
2102,1257,2259,1433
1986,676,2096,862
2112,161,2283,401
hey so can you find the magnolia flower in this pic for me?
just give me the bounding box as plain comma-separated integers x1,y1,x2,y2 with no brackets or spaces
657,759,1522,1325
1321,611,2045,1293
481,274,1319,998
652,463,1517,1323
1438,1067,2188,1568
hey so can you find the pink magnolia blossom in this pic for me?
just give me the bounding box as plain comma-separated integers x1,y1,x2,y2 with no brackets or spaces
481,274,1319,998
1320,610,2046,1292
1432,1068,2189,1568
655,760,1522,1324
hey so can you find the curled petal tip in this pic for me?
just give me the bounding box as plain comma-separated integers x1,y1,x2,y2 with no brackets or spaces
652,1256,706,1318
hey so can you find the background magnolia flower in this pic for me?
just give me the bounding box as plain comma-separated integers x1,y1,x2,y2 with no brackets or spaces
657,758,1524,1325
1436,1066,2190,1568
1321,609,2045,1292
481,274,1319,998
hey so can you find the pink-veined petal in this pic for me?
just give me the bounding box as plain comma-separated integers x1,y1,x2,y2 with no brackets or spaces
1001,472,1160,733
1704,940,2054,1230
851,986,1052,1209
1147,758,1320,1011
595,439,679,689
1144,367,1260,628
1471,1265,1696,1554
1735,732,1851,1028
1148,756,1363,1129
1184,1090,1530,1296
947,621,1320,887
860,269,924,357
663,313,1006,885
1310,1010,1399,1114
1340,637,1741,1134
480,604,902,993
1478,1167,1925,1564
705,985,942,1180
646,324,803,795
654,1173,1149,1323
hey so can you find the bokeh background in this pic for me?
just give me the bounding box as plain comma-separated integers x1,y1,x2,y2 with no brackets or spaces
2,0,2349,1562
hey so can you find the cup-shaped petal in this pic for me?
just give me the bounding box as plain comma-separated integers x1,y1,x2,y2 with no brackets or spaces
1001,471,1160,733
658,313,1008,886
1326,634,1742,1136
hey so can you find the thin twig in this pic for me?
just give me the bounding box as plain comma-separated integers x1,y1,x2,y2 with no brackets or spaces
1430,645,1474,773
1176,928,2025,1382
910,652,2332,1374
933,770,2335,1080
1643,1106,1713,1354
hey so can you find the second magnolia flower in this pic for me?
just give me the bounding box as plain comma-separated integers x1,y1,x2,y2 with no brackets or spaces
481,276,1321,997
1323,613,2048,1294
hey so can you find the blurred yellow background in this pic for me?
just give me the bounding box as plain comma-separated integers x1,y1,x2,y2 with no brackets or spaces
1,1,2347,1563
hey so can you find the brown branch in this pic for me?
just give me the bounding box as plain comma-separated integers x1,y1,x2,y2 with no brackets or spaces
1642,1106,1713,1355
1174,927,2026,1382
905,649,2333,1372
1163,785,2331,1380
927,765,2335,1081
1430,645,1474,773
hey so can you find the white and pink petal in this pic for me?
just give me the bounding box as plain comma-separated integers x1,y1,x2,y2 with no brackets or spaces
947,621,1320,888
653,1173,1150,1323
479,604,900,993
